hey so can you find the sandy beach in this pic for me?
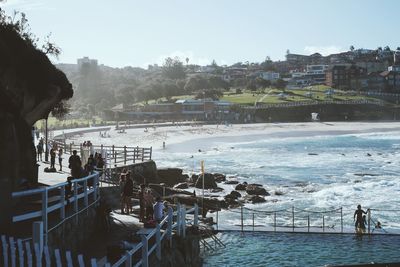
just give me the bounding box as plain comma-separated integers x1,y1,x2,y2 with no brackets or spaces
64,121,400,151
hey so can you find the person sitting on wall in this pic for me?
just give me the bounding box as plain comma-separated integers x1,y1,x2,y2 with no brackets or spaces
153,196,165,223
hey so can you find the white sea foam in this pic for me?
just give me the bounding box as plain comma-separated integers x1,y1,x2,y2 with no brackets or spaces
67,122,400,229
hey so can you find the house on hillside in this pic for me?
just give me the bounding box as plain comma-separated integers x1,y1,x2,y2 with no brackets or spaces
380,69,400,92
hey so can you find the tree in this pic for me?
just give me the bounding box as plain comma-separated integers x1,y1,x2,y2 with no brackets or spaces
194,89,223,100
384,46,391,51
162,57,186,79
275,79,288,90
184,75,209,93
350,45,355,52
0,9,73,229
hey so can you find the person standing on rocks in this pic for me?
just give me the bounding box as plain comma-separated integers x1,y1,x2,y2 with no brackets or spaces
50,148,56,169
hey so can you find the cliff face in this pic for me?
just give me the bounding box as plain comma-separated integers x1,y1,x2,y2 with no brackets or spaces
0,25,73,230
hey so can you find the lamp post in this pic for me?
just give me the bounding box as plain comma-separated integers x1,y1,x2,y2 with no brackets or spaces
44,117,49,162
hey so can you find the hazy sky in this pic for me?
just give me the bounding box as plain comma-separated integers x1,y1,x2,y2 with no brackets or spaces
1,0,398,68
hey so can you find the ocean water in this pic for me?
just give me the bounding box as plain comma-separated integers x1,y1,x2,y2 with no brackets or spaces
152,131,400,230
203,231,400,267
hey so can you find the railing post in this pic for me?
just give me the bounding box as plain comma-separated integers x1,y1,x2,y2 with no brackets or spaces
60,185,65,219
216,210,219,231
274,212,276,232
84,179,88,208
133,147,136,163
124,251,132,267
33,221,44,257
149,147,152,160
101,144,103,155
141,235,148,267
307,215,310,232
112,145,116,164
182,205,186,238
252,213,255,231
142,148,145,161
340,207,343,233
124,146,127,165
177,203,181,236
69,143,72,154
292,206,294,232
74,181,78,214
368,209,371,235
240,205,244,233
194,204,199,226
322,215,325,232
167,207,173,243
156,223,161,260
42,189,48,243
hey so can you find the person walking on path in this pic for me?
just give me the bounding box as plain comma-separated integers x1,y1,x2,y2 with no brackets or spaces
50,148,56,169
58,148,63,171
144,185,154,221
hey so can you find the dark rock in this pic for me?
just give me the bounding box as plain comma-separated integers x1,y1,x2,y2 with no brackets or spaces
245,195,266,204
181,174,190,181
224,197,238,206
195,173,217,189
246,184,269,196
157,168,184,186
274,190,284,196
190,174,199,183
213,173,226,183
224,180,239,185
235,183,247,191
174,182,189,189
211,187,224,193
229,190,241,199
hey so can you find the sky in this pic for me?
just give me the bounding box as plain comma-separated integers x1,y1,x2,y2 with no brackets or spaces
0,0,399,68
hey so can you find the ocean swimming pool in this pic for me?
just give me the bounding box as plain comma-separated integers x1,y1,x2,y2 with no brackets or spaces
203,231,400,267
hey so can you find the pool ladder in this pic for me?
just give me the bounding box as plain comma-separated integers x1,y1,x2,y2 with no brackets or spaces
200,228,226,253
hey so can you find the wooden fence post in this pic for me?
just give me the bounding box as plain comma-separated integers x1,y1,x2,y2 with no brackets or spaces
176,203,181,236
112,145,116,164
69,143,72,155
17,239,24,267
307,215,310,232
54,249,62,267
25,242,32,267
32,221,44,257
142,148,145,161
274,212,276,232
1,235,8,267
149,147,152,160
9,237,16,267
368,209,371,235
322,215,325,232
252,213,255,231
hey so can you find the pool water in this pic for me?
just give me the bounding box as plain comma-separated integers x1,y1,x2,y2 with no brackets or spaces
203,231,400,267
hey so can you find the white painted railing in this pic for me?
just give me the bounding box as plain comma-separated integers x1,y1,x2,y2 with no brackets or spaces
12,172,100,244
109,203,199,267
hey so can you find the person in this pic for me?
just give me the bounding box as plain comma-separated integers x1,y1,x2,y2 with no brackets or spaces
36,142,43,161
69,150,82,178
144,186,154,221
122,171,134,214
50,148,56,169
58,148,63,171
87,154,95,172
153,196,165,223
354,204,368,230
96,154,105,169
138,184,146,222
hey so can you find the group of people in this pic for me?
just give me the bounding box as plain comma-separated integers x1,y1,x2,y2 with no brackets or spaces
354,204,382,233
119,170,166,224
68,149,105,178
50,147,63,171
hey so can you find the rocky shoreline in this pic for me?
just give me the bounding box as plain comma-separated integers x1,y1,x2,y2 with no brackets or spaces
154,167,278,217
